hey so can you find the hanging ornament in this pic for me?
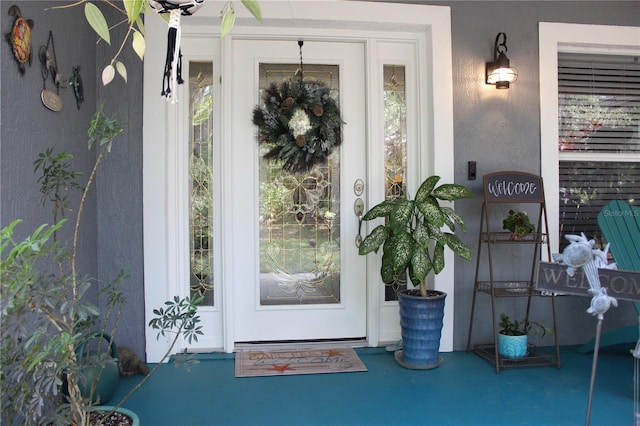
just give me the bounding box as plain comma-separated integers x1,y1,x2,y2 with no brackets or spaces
252,41,345,173
149,0,204,102
5,5,34,74
69,66,84,110
39,31,64,112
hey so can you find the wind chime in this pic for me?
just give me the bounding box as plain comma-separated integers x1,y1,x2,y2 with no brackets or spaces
148,0,204,102
252,40,344,173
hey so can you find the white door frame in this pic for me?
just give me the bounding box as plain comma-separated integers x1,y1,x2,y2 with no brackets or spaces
143,1,455,361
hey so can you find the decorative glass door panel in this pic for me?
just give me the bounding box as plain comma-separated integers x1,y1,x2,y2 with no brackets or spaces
232,39,366,343
383,65,408,301
189,61,214,306
258,63,341,306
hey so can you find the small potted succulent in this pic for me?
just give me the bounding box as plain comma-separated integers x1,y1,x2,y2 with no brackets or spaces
497,313,551,359
502,209,535,240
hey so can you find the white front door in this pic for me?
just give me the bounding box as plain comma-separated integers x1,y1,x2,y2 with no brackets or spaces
230,39,367,342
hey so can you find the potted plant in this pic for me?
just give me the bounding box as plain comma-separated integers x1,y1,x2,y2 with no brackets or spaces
502,209,535,240
358,175,473,369
1,107,203,426
497,313,550,359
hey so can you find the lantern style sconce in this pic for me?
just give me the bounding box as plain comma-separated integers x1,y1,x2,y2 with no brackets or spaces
486,32,517,89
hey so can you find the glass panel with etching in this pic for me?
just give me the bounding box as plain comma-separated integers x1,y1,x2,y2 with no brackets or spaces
384,65,408,301
258,63,341,305
189,61,214,305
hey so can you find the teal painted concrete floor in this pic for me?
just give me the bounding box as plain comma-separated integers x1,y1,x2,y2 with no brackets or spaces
108,346,635,426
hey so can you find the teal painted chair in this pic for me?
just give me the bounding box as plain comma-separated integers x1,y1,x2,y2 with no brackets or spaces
578,200,640,353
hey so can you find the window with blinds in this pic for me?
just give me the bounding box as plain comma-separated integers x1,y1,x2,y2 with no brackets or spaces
557,52,640,250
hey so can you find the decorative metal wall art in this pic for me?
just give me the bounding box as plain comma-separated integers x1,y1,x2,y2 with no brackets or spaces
5,5,34,74
39,31,63,111
70,66,84,110
252,41,344,173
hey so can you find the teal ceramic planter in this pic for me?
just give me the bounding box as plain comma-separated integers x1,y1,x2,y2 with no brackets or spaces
497,333,528,358
396,290,446,369
76,333,120,404
92,406,140,426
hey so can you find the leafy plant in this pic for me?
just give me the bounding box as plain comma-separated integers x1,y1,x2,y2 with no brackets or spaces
1,107,127,425
34,149,84,226
1,107,203,426
358,175,473,297
498,313,551,337
52,0,263,85
105,295,203,416
502,209,535,238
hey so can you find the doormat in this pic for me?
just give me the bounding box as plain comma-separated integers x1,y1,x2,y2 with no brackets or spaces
235,347,368,378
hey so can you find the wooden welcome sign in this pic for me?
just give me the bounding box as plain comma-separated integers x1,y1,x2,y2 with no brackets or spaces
483,171,545,204
536,261,640,302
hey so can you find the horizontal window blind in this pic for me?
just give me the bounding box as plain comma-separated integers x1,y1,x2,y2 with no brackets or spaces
558,52,640,153
559,161,639,247
557,52,640,251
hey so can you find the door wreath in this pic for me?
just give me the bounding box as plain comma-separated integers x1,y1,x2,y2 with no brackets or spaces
252,72,344,173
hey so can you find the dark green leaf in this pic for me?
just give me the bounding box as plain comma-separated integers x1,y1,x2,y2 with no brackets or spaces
362,200,394,221
426,221,445,243
416,196,445,227
415,175,440,202
432,183,474,201
445,233,472,260
358,225,387,255
442,206,466,233
380,243,396,284
389,232,412,273
390,199,414,229
432,242,445,274
413,220,429,247
409,244,432,285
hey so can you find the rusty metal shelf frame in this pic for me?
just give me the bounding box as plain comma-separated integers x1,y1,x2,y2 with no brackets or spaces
466,172,561,373
474,344,559,370
476,280,545,297
481,231,548,244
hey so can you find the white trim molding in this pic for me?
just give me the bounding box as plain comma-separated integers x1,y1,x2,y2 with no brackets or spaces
143,1,454,360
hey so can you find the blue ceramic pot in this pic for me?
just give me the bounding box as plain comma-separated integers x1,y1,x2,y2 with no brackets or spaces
497,333,528,358
396,290,446,369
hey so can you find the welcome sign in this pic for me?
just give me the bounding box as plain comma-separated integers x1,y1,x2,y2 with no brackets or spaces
483,171,545,203
536,261,640,302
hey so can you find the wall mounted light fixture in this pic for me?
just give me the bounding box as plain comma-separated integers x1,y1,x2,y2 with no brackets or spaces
486,32,517,89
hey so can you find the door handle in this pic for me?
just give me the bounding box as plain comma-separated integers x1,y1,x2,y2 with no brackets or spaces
354,197,364,247
353,179,365,248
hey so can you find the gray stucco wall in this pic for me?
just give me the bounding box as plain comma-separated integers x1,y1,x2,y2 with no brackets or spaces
1,1,638,359
94,6,145,359
1,2,98,297
434,0,640,350
0,1,145,356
